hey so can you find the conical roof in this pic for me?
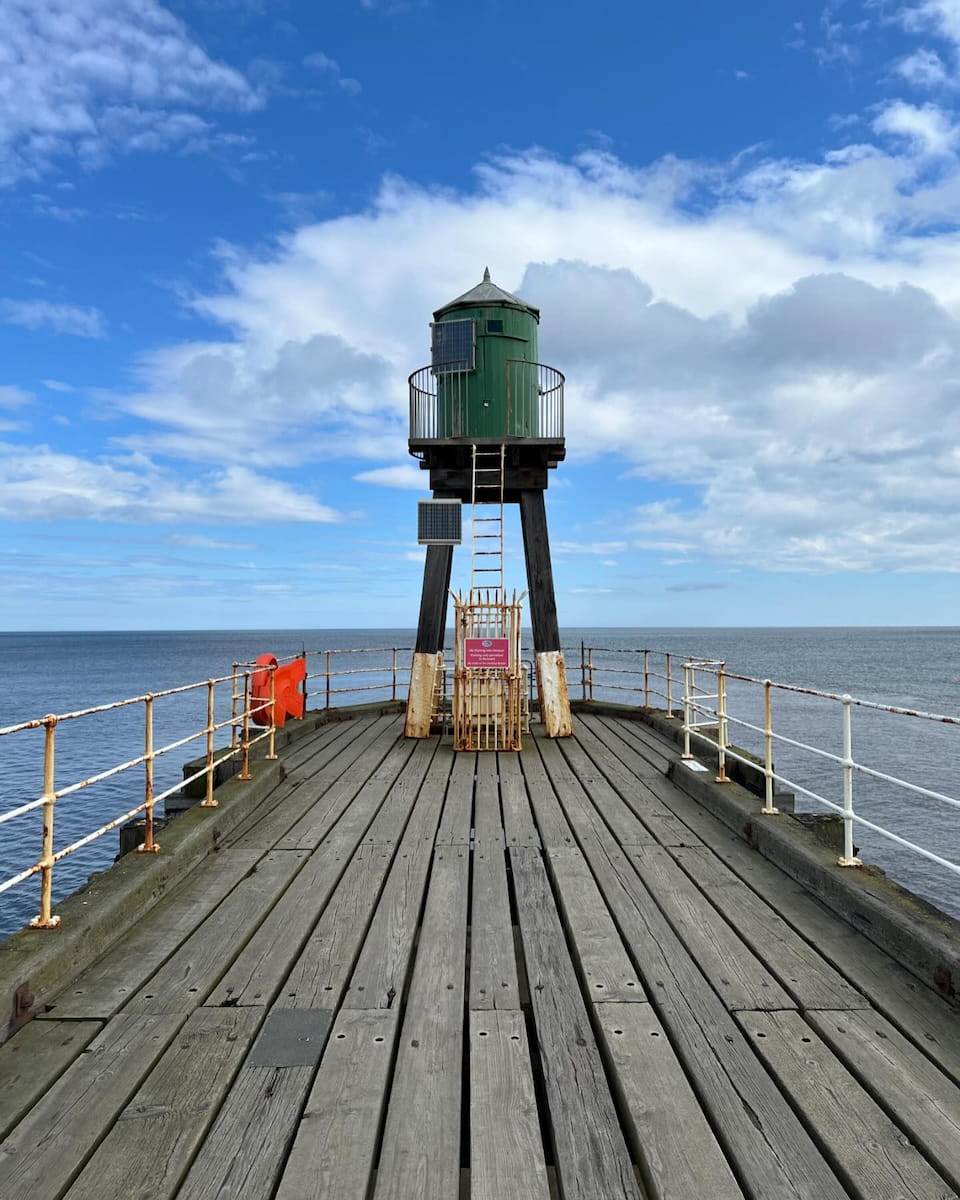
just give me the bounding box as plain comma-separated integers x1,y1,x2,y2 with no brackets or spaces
434,267,540,320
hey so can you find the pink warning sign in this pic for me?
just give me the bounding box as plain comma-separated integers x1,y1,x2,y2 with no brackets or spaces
464,637,511,668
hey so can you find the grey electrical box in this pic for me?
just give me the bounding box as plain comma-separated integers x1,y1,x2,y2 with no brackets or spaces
418,499,462,545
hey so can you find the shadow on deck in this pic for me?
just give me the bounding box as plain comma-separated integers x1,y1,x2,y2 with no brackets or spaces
1,711,959,1200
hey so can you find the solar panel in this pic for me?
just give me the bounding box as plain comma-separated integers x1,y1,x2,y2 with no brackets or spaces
431,319,475,372
418,500,462,545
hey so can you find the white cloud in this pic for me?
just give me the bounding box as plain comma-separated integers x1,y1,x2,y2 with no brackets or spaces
0,0,261,184
0,385,33,407
34,123,960,572
353,465,429,490
0,299,106,337
872,99,959,155
900,0,960,44
894,47,950,87
555,540,629,555
302,50,361,95
163,532,258,550
42,379,75,392
0,445,342,523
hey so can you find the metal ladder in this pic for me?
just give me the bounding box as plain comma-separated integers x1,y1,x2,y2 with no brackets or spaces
470,444,505,596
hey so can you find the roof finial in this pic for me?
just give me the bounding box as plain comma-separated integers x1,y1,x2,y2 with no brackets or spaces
483,266,491,282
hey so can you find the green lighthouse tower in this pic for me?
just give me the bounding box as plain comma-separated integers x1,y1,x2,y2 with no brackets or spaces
406,269,572,740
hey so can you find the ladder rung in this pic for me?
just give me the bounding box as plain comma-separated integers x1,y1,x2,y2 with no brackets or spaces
475,551,501,555
474,568,501,572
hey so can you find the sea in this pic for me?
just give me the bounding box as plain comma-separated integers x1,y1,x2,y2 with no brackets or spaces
1,627,958,938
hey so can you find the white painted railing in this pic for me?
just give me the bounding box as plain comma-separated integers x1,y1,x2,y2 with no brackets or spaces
0,647,412,932
572,644,960,891
680,658,960,877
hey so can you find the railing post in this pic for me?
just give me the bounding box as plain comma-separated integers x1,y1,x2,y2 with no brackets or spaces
30,716,61,928
715,665,729,783
643,650,650,707
325,650,332,710
139,695,161,851
681,663,694,759
588,648,594,702
202,679,219,806
238,672,253,781
666,653,673,715
760,680,780,814
230,661,240,750
300,649,309,712
838,695,862,866
266,667,278,761
580,640,586,701
392,648,398,702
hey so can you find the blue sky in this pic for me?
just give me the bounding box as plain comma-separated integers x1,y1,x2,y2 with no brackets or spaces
3,0,960,630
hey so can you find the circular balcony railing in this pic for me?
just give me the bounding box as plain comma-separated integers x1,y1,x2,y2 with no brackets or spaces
409,361,564,441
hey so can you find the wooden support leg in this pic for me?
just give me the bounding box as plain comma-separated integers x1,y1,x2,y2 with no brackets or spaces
519,492,572,737
406,538,454,738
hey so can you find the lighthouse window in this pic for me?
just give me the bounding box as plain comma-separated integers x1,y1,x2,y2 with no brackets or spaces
486,319,504,333
431,319,475,372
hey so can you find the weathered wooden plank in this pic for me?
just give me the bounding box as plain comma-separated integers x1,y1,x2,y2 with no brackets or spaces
605,715,676,775
0,1019,102,1140
434,749,475,844
498,750,540,847
511,848,643,1200
278,733,417,851
275,1009,399,1200
342,740,450,1008
174,1064,315,1200
555,729,671,845
570,717,703,846
43,848,265,1020
343,768,446,1008
466,751,521,1010
595,1002,744,1200
545,848,643,1002
0,1012,185,1200
517,741,576,849
537,736,624,849
473,752,503,845
470,840,521,1010
808,1008,960,1191
626,844,795,1012
571,833,847,1199
125,849,309,1014
207,842,349,1007
670,846,869,1010
649,787,960,1083
279,845,396,1009
577,713,672,780
360,737,439,844
737,1010,958,1200
469,1008,550,1200
373,848,469,1200
63,1007,261,1200
229,715,399,850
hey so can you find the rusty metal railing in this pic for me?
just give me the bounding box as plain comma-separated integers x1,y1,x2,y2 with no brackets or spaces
0,665,279,930
0,647,417,932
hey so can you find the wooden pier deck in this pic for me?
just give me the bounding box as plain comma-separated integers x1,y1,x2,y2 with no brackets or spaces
1,711,959,1200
